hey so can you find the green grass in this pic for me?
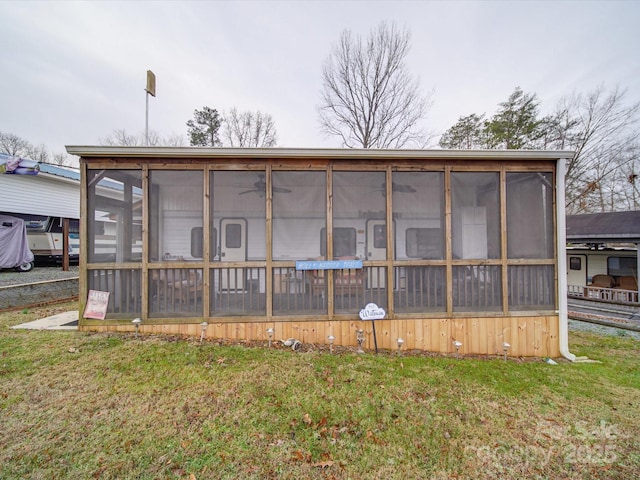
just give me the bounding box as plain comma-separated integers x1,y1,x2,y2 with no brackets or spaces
1,302,639,479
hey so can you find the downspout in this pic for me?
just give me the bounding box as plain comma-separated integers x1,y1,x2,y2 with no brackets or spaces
556,158,576,361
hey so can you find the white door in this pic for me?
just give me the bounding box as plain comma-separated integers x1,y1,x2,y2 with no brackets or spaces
461,207,487,259
366,220,386,288
220,218,247,290
567,254,587,288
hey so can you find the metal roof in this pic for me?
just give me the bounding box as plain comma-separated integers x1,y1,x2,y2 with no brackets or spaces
566,211,640,243
65,146,575,161
39,163,80,181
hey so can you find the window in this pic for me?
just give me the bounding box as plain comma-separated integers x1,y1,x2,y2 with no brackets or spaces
373,224,386,249
569,256,582,271
608,256,637,277
225,223,242,248
406,228,443,259
21,214,50,232
190,227,204,258
320,227,357,257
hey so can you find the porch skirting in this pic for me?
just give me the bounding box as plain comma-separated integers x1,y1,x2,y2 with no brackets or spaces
80,315,560,358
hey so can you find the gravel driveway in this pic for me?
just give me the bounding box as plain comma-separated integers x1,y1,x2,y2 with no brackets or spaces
0,266,79,288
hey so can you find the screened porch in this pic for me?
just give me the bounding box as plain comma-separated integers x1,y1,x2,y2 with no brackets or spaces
83,164,557,322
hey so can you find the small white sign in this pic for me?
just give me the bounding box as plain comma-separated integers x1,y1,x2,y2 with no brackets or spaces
359,302,386,320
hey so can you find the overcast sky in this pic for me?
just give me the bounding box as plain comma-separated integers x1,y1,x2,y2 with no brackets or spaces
1,0,639,162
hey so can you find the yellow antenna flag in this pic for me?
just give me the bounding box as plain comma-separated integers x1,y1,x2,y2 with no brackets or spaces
146,70,156,97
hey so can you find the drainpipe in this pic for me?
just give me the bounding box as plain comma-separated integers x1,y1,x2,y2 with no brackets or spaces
556,158,576,361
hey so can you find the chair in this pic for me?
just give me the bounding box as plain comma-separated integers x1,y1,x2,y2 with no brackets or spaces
588,274,615,288
170,270,202,305
308,257,366,300
309,269,326,300
583,274,615,300
154,269,202,305
615,275,638,291
333,257,365,297
614,276,638,302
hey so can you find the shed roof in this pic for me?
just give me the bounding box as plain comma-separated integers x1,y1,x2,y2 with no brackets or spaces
65,146,574,161
566,211,640,243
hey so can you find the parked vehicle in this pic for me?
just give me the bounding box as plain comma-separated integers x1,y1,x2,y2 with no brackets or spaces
0,213,79,266
566,246,637,287
0,214,34,272
566,246,638,304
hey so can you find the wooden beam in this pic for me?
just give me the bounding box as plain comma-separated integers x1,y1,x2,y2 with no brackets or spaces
62,218,69,272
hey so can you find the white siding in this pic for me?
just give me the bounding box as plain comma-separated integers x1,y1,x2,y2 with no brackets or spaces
0,173,79,218
587,254,609,281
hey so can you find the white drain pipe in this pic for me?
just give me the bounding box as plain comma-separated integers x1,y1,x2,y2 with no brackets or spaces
557,157,576,361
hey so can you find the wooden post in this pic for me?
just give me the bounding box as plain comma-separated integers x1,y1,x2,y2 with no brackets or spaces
62,218,69,272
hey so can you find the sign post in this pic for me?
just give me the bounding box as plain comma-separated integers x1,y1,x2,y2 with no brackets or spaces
145,70,156,146
359,303,386,354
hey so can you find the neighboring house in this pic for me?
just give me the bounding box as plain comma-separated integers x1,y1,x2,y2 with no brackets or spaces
0,160,80,264
67,146,575,359
566,211,639,303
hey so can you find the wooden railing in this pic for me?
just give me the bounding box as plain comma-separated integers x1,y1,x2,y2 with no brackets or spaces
568,284,639,305
453,265,502,311
508,265,555,310
394,266,445,312
89,268,142,315
149,267,202,316
212,267,265,316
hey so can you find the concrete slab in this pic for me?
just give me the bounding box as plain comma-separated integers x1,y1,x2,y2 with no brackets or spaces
11,310,79,330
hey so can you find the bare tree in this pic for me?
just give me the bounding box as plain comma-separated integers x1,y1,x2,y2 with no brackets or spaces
0,131,74,166
545,86,640,213
0,132,30,156
162,133,186,147
318,21,431,148
222,108,277,147
621,152,640,209
51,152,71,166
439,85,640,212
101,129,141,146
100,129,186,147
25,143,49,163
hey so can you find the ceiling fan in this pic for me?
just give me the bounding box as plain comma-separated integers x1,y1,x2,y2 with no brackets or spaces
238,174,292,196
376,182,417,196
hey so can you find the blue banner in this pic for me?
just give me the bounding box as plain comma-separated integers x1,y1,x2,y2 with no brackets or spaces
296,259,363,270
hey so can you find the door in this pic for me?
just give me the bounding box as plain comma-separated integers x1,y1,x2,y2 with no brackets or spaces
220,218,247,290
366,220,386,288
567,254,587,289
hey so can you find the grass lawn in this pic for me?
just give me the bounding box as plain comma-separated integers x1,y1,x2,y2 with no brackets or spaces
1,302,639,479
